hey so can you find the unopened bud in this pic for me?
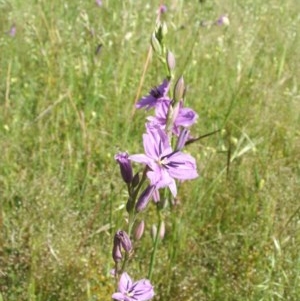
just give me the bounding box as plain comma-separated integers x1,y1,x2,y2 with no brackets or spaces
115,152,133,184
230,136,238,146
116,230,132,253
176,128,190,151
154,21,167,44
135,185,155,212
174,76,185,103
161,21,168,37
132,172,140,188
151,33,162,55
134,220,145,240
150,222,165,241
159,221,165,240
151,224,157,242
166,50,176,75
216,15,230,26
157,4,167,15
112,235,122,263
126,197,134,213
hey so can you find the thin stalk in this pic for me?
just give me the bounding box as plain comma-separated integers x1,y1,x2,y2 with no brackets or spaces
119,167,148,274
148,209,162,280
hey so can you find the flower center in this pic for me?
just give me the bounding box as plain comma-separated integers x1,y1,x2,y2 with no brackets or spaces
150,87,162,98
126,290,134,297
158,157,167,166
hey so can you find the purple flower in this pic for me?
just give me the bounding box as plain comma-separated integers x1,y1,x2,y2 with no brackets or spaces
136,79,171,110
216,15,230,26
112,230,132,263
112,272,154,301
147,100,198,135
115,152,133,184
157,4,167,15
175,105,198,127
8,24,16,37
176,128,190,151
112,235,122,263
129,127,198,197
95,0,102,6
135,185,156,212
116,230,132,253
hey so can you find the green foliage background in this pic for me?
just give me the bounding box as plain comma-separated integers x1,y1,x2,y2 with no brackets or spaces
0,0,299,300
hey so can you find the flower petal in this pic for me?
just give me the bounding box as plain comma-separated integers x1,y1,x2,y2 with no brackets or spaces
175,107,198,127
131,279,155,300
136,79,170,110
119,272,133,293
167,152,198,180
129,154,153,166
136,95,157,110
112,292,125,301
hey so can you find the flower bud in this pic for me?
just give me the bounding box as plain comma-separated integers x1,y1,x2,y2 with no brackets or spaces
115,152,133,184
157,4,167,15
159,221,165,240
176,128,190,151
132,172,140,188
154,21,167,44
126,197,134,214
134,220,145,241
151,33,162,55
216,15,230,26
112,235,122,263
116,230,132,253
135,185,155,212
151,225,157,242
166,50,176,75
161,21,168,37
173,75,185,103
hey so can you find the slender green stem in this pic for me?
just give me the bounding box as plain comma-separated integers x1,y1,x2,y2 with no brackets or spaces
148,209,162,280
119,167,148,275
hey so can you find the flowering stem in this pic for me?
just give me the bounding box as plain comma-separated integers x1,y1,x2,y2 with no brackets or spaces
148,209,163,280
131,166,148,205
119,167,149,275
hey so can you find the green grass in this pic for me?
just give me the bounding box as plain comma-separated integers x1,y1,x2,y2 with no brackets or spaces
1,0,300,300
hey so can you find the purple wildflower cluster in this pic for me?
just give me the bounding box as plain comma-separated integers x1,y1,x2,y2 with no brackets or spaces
130,79,198,198
113,76,199,300
112,9,200,301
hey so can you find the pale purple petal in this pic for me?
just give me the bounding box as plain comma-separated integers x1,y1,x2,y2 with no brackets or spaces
135,185,156,212
112,292,125,301
146,167,164,187
129,154,153,166
112,273,154,301
131,279,155,300
154,126,171,150
167,178,177,196
143,132,160,159
119,272,133,294
167,153,198,180
95,0,102,6
175,108,198,127
176,128,190,151
147,167,177,196
153,189,160,202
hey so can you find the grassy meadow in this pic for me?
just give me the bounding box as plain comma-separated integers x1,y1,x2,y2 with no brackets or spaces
1,0,300,300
